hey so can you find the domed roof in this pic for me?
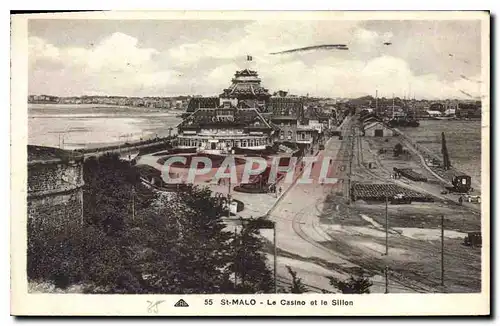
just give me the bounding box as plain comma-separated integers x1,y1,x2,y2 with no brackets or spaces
220,69,270,99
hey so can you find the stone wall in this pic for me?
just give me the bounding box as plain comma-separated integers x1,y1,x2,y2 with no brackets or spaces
28,162,83,194
27,161,84,227
28,190,83,228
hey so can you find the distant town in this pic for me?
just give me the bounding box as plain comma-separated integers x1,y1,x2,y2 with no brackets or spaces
28,94,196,110
29,93,481,119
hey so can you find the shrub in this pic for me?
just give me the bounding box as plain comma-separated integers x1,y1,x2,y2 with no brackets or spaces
328,275,373,294
27,221,136,291
286,266,307,293
393,143,403,157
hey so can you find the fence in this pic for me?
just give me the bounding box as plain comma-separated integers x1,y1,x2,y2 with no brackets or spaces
76,135,176,157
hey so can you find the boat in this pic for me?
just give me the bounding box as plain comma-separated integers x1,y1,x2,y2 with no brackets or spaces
387,117,420,128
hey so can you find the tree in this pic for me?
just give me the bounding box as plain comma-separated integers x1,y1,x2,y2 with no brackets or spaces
328,275,373,294
27,220,138,292
230,222,274,294
83,153,156,235
393,143,403,157
30,157,275,295
138,185,235,294
286,266,307,293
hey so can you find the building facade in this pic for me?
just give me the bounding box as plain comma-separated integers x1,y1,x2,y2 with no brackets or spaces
363,121,395,137
178,68,334,154
177,103,274,154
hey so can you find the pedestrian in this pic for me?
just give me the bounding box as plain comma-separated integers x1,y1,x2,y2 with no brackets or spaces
458,196,463,205
279,186,282,195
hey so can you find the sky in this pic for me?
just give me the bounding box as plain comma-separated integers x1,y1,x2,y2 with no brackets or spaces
28,19,483,100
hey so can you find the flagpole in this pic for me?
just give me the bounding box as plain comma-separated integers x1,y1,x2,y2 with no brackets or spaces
246,54,253,69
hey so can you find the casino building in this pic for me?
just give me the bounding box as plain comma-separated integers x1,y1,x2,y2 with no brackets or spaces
177,69,276,154
176,103,274,154
177,67,332,155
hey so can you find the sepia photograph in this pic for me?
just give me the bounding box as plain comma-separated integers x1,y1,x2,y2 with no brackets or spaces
10,10,490,316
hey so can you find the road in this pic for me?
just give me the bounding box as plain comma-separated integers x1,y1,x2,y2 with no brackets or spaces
263,116,405,292
263,116,455,293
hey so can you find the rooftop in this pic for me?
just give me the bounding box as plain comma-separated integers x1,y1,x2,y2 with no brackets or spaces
220,69,270,99
269,97,304,117
179,106,272,129
303,106,330,120
186,97,219,113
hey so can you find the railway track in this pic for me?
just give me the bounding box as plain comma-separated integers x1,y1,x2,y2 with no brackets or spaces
284,144,432,292
357,129,480,214
293,193,432,293
269,118,442,293
348,124,480,291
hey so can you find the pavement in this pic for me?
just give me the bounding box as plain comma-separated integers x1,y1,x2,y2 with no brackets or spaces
258,119,366,291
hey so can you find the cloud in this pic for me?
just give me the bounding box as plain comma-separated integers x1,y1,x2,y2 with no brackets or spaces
29,36,60,64
29,33,181,96
199,55,482,100
28,21,482,99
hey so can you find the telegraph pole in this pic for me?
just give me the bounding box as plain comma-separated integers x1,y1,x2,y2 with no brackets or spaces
273,223,278,293
385,196,389,255
129,158,135,222
384,266,389,293
131,185,135,221
228,179,232,219
347,125,354,205
441,214,445,287
234,225,238,289
392,93,395,119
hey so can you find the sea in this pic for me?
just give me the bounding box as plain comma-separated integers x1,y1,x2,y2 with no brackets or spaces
399,119,482,184
28,104,482,184
28,104,183,150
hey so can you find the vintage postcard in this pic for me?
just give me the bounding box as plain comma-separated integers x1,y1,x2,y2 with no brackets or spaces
10,11,490,316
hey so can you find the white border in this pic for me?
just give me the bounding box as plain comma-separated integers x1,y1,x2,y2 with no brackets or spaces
9,10,491,317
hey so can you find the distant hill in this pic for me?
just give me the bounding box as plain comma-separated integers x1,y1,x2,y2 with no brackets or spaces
347,95,375,106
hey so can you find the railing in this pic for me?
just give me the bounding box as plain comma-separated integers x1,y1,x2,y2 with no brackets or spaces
76,136,177,157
